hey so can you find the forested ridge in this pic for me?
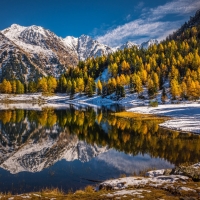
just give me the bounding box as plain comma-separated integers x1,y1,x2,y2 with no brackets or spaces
1,10,200,101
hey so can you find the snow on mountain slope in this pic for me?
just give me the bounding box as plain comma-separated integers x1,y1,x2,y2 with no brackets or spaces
116,39,158,51
119,41,139,50
2,24,114,73
77,35,114,61
1,24,79,78
140,39,158,49
1,23,160,80
63,36,78,53
2,24,26,40
0,32,45,81
63,35,114,61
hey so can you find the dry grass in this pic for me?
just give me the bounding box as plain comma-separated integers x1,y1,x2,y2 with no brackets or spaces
41,187,64,196
119,174,127,178
112,111,169,121
0,181,200,200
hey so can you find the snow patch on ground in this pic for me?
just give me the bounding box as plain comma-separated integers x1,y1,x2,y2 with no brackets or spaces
102,189,151,198
146,169,166,178
127,103,200,134
178,187,196,192
1,93,200,134
98,175,189,190
193,162,200,169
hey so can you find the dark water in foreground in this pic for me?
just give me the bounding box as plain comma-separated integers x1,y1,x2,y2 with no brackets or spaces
0,105,199,194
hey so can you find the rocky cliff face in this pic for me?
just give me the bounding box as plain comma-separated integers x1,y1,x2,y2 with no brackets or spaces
1,24,79,80
64,34,114,61
0,32,44,82
140,39,159,49
118,41,140,50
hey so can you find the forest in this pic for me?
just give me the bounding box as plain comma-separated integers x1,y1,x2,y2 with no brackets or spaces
0,23,200,101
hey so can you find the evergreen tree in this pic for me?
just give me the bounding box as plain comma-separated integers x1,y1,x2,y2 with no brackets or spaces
161,88,167,103
97,80,102,95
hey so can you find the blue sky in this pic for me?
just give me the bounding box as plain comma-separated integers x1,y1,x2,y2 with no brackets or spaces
0,0,199,47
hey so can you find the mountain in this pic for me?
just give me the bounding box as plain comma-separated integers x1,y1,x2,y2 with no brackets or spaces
0,24,115,81
1,24,79,80
119,41,139,50
0,32,44,82
140,39,159,49
117,39,158,51
0,23,159,81
2,25,114,62
63,34,114,61
63,36,78,54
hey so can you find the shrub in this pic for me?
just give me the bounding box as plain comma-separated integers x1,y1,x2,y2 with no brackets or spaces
149,100,158,107
84,185,94,193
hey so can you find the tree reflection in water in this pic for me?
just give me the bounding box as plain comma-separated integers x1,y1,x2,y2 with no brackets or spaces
0,107,200,167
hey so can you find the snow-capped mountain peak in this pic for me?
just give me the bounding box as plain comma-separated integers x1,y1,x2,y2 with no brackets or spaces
64,34,114,61
0,23,159,81
78,34,113,60
119,41,139,50
140,39,159,49
2,24,26,40
0,24,79,80
63,36,78,52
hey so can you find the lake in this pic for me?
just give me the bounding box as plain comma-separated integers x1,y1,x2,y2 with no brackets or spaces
0,105,199,194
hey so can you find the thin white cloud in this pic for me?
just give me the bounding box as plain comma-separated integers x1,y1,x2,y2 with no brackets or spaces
96,19,181,47
134,2,144,11
125,14,131,21
95,0,200,47
150,0,200,17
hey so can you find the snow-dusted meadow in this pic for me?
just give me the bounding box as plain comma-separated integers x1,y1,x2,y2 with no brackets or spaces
0,91,200,134
127,103,200,134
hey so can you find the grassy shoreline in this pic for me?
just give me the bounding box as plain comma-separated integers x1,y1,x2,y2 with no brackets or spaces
112,111,170,122
1,176,199,199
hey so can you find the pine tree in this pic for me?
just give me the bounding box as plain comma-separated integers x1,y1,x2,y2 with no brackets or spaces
11,80,17,94
28,81,37,93
66,80,72,94
171,79,181,99
108,63,118,77
59,75,67,92
71,80,76,96
47,77,57,93
0,79,12,94
131,74,143,95
37,77,48,93
161,88,167,103
181,81,187,99
97,80,102,95
16,80,24,94
76,77,84,94
147,78,156,97
85,77,95,97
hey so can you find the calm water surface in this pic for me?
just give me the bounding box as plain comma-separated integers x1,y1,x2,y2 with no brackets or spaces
0,105,199,194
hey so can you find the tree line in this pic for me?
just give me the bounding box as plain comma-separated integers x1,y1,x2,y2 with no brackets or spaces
1,24,200,100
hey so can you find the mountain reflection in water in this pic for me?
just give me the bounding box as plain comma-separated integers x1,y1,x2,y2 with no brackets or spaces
0,106,199,193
